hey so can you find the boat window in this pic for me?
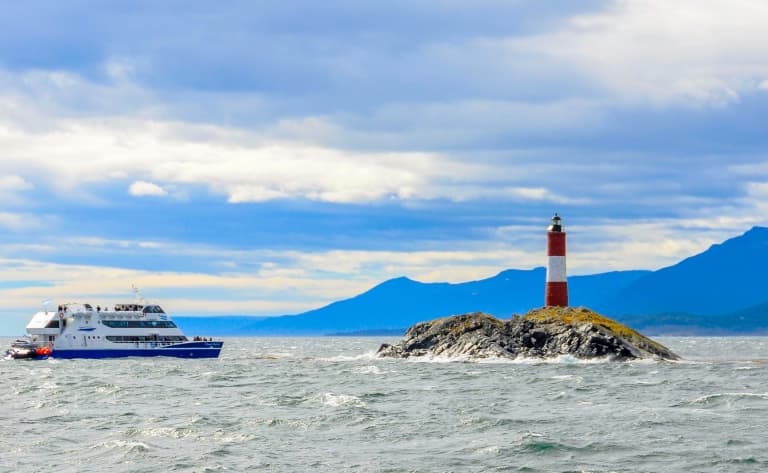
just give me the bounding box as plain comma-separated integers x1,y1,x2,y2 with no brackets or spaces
101,320,177,328
114,304,144,311
45,320,60,328
106,335,187,343
142,305,166,314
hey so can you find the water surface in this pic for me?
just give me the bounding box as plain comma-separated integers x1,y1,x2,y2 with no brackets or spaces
2,337,767,472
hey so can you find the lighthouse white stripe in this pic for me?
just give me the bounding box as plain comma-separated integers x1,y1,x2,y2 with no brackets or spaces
546,256,567,282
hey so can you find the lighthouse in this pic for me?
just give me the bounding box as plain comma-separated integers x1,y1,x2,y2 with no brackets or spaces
545,213,568,307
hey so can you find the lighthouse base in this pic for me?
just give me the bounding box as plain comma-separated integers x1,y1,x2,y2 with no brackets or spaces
545,281,569,307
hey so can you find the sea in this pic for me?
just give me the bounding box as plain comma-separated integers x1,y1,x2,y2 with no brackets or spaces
2,336,768,473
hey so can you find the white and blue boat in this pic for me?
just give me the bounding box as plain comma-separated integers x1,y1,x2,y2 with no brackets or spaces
7,302,222,359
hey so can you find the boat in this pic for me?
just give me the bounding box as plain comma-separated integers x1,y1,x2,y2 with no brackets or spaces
5,302,222,359
5,338,50,359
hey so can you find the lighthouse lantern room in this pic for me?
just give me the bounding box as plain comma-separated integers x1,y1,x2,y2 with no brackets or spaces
545,213,569,307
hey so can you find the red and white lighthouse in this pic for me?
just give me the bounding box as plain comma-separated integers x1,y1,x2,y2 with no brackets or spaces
545,213,568,307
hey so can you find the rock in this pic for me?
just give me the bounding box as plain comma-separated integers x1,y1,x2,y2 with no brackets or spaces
377,306,679,361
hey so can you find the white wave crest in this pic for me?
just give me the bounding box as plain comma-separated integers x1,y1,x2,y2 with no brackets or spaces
353,365,388,375
402,353,640,364
475,445,501,455
688,392,768,405
313,392,365,408
252,351,296,360
91,440,151,453
132,427,194,439
317,351,379,362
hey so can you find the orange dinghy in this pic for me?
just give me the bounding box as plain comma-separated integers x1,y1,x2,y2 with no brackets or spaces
35,346,52,357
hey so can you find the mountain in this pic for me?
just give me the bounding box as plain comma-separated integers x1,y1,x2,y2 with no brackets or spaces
174,316,267,336
596,227,768,316
620,300,768,335
234,268,649,335
718,301,768,333
173,226,768,336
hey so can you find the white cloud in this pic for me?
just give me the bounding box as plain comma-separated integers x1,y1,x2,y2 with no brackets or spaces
129,180,168,197
525,0,768,105
0,175,32,192
0,212,26,229
566,220,733,273
735,182,768,220
0,174,33,205
0,211,53,231
0,258,354,316
0,104,586,205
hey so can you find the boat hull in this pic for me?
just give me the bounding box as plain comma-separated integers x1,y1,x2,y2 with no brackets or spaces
52,341,223,359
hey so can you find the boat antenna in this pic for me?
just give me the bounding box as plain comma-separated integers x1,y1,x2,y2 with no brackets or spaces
42,299,52,312
131,284,146,304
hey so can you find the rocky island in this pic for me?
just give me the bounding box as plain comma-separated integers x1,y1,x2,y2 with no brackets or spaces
377,306,679,361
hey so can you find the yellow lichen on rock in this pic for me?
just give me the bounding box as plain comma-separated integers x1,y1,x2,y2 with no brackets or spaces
444,312,503,335
524,306,668,354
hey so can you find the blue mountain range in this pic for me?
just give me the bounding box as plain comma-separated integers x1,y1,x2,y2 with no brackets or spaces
176,226,768,335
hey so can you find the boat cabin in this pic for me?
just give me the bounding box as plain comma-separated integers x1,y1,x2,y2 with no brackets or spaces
26,311,61,336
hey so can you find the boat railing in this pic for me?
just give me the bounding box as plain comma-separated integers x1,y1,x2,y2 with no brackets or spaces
107,340,217,347
107,340,186,347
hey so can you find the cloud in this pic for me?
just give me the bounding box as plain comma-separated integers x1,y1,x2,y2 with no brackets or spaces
565,220,735,273
129,180,167,197
0,174,33,205
525,0,768,105
0,100,593,205
0,0,767,333
0,257,353,315
0,73,764,246
0,175,32,192
745,182,768,197
0,212,49,231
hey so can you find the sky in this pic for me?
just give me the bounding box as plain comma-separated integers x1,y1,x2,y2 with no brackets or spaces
0,0,767,332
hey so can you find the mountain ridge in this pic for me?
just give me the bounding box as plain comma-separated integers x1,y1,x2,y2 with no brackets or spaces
596,226,768,316
175,226,768,336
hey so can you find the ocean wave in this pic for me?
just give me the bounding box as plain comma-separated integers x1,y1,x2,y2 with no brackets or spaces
402,353,650,365
402,353,476,363
210,430,258,444
90,439,152,454
682,392,768,407
474,445,501,455
33,398,65,410
125,426,194,439
311,392,365,408
94,384,121,395
316,351,379,362
250,351,296,360
4,336,768,472
550,374,584,382
353,365,388,375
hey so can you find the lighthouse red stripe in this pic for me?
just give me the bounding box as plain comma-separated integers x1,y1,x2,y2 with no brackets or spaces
547,232,566,256
545,281,569,307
